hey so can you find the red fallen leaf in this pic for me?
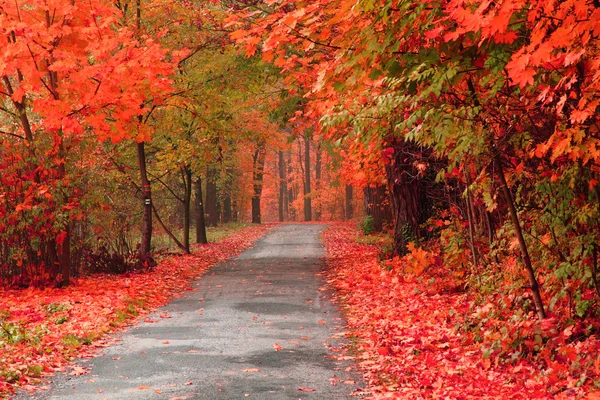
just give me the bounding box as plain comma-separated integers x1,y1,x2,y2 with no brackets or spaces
298,387,317,392
155,389,163,394
137,385,150,390
273,343,283,351
69,366,88,376
377,347,390,356
159,313,171,319
318,319,326,325
185,381,193,385
169,397,193,400
162,340,170,344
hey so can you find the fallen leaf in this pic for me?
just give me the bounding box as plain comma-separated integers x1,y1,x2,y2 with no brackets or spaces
69,366,88,376
243,368,260,372
273,343,283,351
318,319,326,325
137,385,150,390
298,387,317,392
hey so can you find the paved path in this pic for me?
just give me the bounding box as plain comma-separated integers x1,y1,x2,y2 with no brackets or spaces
21,224,362,399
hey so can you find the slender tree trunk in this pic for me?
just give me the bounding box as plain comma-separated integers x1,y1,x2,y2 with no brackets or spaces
345,184,354,220
151,203,186,252
195,177,208,244
223,196,232,223
287,149,295,220
137,141,153,257
205,165,218,227
252,144,266,224
315,145,322,221
486,210,496,245
304,135,312,221
465,174,479,269
278,151,287,222
54,137,71,287
495,154,546,320
182,166,192,254
223,168,233,223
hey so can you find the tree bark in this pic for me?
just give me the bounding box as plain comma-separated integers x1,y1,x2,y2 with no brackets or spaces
464,173,479,269
278,150,287,222
303,135,312,221
195,177,208,244
315,145,322,221
151,203,186,252
386,140,427,256
54,136,71,287
223,168,233,223
495,154,546,320
345,184,354,220
363,186,392,232
287,149,295,220
137,141,153,257
205,165,218,227
252,144,266,224
181,166,192,254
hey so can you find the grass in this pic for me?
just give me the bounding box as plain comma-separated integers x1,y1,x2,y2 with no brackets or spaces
355,232,393,247
152,222,254,252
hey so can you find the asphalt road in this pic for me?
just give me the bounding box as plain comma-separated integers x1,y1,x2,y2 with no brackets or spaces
18,224,363,399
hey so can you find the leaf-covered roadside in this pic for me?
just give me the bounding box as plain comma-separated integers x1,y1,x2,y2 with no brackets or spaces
0,224,271,398
323,223,599,399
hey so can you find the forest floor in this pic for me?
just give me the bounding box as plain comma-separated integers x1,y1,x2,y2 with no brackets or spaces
323,222,599,399
0,223,270,398
8,224,363,399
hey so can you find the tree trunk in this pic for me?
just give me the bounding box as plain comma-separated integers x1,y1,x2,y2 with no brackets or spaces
252,144,266,224
223,196,232,223
182,166,192,254
303,135,312,221
495,154,546,320
363,186,392,232
54,137,71,287
278,150,287,222
195,177,208,244
223,168,233,224
137,141,152,257
386,141,427,256
345,184,354,220
232,197,239,222
205,165,218,227
315,145,322,221
287,149,295,220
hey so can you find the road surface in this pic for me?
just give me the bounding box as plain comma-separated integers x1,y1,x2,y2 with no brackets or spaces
18,224,363,399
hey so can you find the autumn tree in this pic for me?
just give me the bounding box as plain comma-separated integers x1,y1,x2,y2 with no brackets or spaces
0,0,176,286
